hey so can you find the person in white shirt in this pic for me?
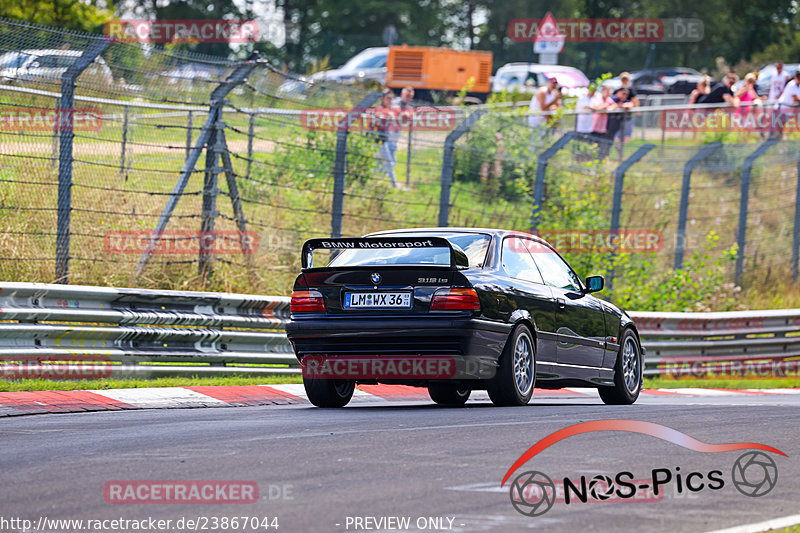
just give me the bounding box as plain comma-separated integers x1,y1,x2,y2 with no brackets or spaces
575,86,595,134
528,76,561,130
768,62,791,103
772,70,800,138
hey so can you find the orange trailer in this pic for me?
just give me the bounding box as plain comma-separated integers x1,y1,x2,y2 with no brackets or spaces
386,45,493,97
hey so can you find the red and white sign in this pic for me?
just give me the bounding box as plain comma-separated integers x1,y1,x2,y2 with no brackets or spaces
533,13,565,54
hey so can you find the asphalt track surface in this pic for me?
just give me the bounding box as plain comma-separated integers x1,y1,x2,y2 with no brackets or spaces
1,392,798,533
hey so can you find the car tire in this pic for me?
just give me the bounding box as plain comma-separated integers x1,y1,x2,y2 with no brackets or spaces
598,328,643,405
303,376,355,408
487,324,536,406
428,384,471,406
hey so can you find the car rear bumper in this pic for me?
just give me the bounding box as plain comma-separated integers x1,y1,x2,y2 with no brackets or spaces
286,317,511,361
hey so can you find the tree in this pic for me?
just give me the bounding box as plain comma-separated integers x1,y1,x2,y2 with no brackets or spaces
0,0,114,33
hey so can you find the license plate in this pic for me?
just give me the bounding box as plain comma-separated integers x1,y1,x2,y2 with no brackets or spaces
344,292,412,309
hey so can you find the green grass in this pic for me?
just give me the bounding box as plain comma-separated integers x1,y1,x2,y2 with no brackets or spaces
0,374,303,392
645,377,800,390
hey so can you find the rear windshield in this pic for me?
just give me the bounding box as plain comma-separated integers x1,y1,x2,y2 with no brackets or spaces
327,233,491,268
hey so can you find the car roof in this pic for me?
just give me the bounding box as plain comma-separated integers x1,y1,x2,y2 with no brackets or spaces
497,63,582,72
18,49,83,57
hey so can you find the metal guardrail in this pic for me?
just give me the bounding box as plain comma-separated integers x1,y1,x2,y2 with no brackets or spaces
631,310,800,377
0,283,796,380
0,282,296,378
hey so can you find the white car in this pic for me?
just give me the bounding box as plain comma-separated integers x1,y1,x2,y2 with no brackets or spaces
0,49,112,84
309,47,387,86
492,62,590,97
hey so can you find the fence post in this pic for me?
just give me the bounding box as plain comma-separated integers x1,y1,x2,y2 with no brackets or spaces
119,105,129,176
794,155,800,282
198,107,222,278
607,143,656,289
55,38,109,283
438,109,486,227
185,110,193,160
330,91,381,239
531,131,575,230
735,138,779,286
218,128,256,273
405,119,413,187
133,53,259,280
674,142,721,269
50,97,60,169
246,111,255,180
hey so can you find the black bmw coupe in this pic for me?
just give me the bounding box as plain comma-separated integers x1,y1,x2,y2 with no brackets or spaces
286,228,644,408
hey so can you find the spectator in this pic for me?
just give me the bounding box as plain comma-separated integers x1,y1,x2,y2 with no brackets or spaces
617,72,639,141
394,86,414,110
698,72,739,106
768,61,791,103
591,85,613,140
772,70,800,138
528,76,561,130
689,76,711,105
736,73,762,116
601,87,632,159
373,88,401,188
575,85,595,135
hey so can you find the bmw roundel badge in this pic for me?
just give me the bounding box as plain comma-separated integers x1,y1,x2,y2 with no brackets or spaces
370,272,381,284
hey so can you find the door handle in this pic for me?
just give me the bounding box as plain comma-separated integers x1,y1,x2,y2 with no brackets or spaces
556,298,566,309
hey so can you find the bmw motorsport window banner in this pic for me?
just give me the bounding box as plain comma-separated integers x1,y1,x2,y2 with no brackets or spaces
301,237,453,268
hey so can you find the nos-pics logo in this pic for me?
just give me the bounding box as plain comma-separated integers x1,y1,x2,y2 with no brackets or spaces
502,420,785,517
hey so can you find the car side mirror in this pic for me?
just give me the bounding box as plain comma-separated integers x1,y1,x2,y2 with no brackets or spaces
585,275,604,293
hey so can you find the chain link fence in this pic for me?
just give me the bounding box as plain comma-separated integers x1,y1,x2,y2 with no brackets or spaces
1,18,799,301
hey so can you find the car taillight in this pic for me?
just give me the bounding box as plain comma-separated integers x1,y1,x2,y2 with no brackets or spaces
430,288,480,311
291,290,326,313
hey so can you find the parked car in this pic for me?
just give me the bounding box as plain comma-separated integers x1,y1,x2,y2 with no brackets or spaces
604,68,704,95
310,47,387,86
0,49,112,85
286,228,644,408
492,62,590,97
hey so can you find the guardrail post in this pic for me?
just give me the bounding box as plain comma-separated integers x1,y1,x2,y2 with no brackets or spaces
531,131,575,230
438,110,486,227
330,91,381,239
55,38,109,284
134,53,259,280
674,142,721,269
119,105,129,176
735,138,779,286
607,143,656,289
794,155,800,283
